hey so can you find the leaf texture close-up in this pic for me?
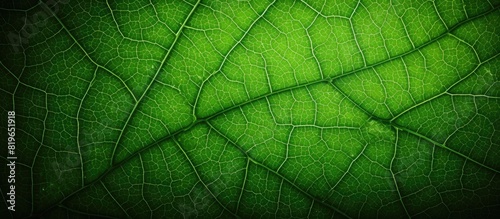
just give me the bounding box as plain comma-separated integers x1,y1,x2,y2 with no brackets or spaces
1,0,499,218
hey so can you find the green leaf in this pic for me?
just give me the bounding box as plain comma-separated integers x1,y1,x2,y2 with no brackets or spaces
1,0,499,218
